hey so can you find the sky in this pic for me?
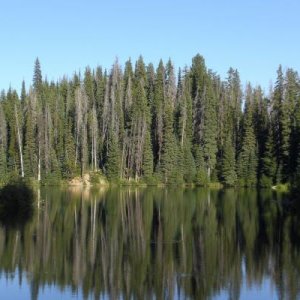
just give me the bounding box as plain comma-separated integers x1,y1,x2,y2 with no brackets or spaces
0,0,299,94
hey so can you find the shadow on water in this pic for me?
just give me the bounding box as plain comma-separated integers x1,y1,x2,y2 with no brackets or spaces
0,181,34,228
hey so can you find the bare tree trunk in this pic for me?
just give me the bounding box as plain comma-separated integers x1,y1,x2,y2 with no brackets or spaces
15,104,24,177
38,145,41,181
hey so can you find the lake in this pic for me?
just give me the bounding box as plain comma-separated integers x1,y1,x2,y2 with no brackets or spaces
0,187,299,299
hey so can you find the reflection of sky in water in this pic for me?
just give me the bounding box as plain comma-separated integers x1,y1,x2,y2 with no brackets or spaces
213,257,277,300
214,278,276,300
0,271,84,300
0,272,278,300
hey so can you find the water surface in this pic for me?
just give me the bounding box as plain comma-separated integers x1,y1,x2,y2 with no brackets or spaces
0,187,299,299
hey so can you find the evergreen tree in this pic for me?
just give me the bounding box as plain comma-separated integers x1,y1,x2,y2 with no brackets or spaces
152,60,165,169
225,68,242,153
260,126,276,187
21,80,26,103
271,65,290,183
0,101,7,183
176,69,195,182
202,74,218,180
142,130,154,180
33,57,43,93
160,99,179,183
106,131,121,182
160,60,182,184
221,134,237,186
285,69,300,178
0,54,299,187
237,84,258,186
190,55,217,181
23,91,38,178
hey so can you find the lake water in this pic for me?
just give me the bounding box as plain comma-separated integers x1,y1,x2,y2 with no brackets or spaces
0,187,299,300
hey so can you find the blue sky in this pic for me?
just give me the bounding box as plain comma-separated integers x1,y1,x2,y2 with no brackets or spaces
0,0,299,94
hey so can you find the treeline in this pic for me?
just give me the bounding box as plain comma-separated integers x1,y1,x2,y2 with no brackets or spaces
0,55,299,186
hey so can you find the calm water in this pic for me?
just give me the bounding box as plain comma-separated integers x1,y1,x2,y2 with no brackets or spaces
0,187,299,300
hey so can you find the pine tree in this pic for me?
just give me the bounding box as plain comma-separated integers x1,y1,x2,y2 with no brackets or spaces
285,69,300,178
272,65,290,183
152,60,165,169
221,134,237,186
176,69,195,183
33,57,43,93
23,91,38,178
0,101,7,183
237,84,258,186
21,80,26,103
202,74,218,180
106,131,121,182
292,87,300,186
4,89,24,177
160,100,179,183
225,68,242,153
190,54,207,181
252,88,270,185
74,86,88,176
1,55,300,186
194,146,208,185
190,55,217,181
260,126,276,187
146,63,155,107
160,60,182,184
142,130,154,180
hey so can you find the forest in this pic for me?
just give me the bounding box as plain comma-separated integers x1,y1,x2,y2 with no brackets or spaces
0,54,299,187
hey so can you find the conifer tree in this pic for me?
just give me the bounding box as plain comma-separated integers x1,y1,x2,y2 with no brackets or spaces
176,69,195,182
190,55,217,181
202,74,218,180
21,80,26,103
0,55,299,186
160,60,182,183
271,65,290,183
152,60,165,169
160,96,179,183
237,84,258,186
260,126,276,187
146,63,155,106
0,101,7,182
285,69,300,177
33,57,43,94
190,54,207,181
106,131,121,182
4,89,24,177
221,134,237,186
142,130,154,180
23,91,38,178
225,68,242,152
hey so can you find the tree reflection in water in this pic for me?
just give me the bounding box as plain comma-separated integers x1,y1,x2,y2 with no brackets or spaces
0,187,299,299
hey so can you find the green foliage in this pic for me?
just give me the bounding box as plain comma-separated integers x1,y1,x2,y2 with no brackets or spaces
89,171,107,185
221,136,237,186
0,57,299,187
259,127,276,187
194,148,209,186
106,133,121,182
237,85,258,187
33,57,42,92
142,130,154,179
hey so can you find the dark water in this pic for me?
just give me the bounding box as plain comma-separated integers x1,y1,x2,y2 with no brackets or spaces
0,187,299,300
